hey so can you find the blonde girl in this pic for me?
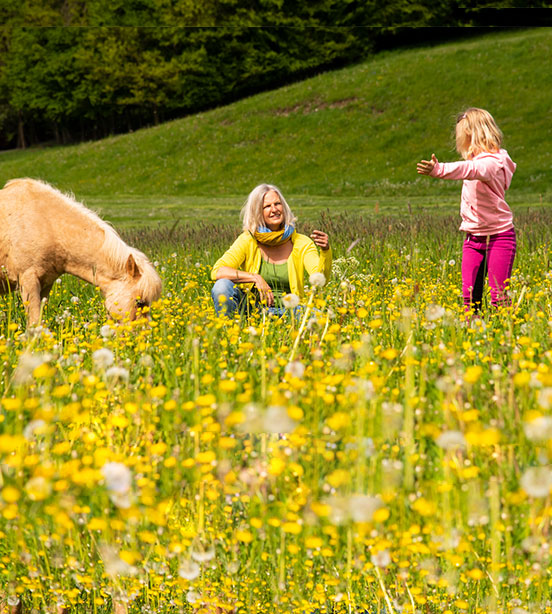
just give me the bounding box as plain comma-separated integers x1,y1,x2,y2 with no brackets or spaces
417,108,517,311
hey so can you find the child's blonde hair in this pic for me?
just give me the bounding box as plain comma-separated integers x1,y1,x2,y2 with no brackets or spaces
455,108,503,160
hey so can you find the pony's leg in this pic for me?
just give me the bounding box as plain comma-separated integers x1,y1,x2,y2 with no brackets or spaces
18,270,42,326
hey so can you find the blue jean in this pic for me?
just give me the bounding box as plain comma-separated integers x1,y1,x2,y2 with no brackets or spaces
211,279,249,317
211,279,301,319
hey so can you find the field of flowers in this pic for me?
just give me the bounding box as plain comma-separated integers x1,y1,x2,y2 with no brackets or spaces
1,209,552,614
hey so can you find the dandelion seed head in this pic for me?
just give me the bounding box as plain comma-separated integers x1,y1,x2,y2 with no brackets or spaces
436,430,467,451
349,494,382,523
190,545,215,563
347,378,375,401
282,293,300,308
139,354,154,368
325,495,350,525
263,406,297,433
521,466,552,498
100,324,115,338
105,366,130,383
371,549,391,568
101,462,132,494
178,559,200,580
537,387,552,410
285,360,305,379
23,419,47,440
92,348,115,369
238,403,264,433
309,272,326,288
99,544,135,578
186,591,201,604
109,491,132,509
523,415,552,442
13,352,52,385
425,304,445,321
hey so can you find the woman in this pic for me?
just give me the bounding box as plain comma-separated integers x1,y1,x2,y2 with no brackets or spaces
211,183,331,317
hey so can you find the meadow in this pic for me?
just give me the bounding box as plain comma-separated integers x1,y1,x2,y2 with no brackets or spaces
1,25,552,614
1,206,552,614
0,28,550,227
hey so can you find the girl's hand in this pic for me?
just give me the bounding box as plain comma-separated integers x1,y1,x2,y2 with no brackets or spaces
311,230,330,251
417,153,438,175
254,274,274,307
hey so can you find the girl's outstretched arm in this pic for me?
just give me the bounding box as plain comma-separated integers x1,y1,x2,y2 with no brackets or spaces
417,154,438,175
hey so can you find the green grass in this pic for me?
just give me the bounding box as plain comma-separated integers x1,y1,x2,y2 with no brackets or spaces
2,210,552,613
2,28,552,613
0,28,551,228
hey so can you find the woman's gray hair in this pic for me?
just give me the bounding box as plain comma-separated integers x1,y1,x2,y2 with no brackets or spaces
241,184,296,233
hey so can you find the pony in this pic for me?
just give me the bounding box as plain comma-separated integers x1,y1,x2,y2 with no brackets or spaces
0,178,162,326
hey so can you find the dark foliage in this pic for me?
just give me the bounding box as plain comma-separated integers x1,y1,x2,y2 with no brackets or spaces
0,2,549,149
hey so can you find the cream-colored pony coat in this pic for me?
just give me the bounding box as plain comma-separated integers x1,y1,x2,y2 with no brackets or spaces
0,178,162,325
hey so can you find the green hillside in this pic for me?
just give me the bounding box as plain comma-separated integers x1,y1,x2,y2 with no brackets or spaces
0,28,550,227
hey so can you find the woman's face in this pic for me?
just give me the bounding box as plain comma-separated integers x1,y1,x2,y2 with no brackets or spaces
262,190,284,231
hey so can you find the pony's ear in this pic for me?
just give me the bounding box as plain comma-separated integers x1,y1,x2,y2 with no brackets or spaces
126,254,141,279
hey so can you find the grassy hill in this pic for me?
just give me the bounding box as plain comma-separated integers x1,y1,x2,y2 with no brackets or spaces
0,28,550,227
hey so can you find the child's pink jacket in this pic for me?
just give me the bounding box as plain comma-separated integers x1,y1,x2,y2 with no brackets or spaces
430,148,516,235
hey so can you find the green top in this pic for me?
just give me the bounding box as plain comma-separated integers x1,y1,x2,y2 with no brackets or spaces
259,259,291,307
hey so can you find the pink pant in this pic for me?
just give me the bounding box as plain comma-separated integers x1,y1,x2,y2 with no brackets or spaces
462,228,516,310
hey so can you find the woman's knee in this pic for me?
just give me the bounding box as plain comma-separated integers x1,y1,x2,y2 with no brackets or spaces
212,278,244,316
211,278,235,300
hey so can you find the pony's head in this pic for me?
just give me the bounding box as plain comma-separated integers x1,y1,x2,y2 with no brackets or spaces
104,251,162,321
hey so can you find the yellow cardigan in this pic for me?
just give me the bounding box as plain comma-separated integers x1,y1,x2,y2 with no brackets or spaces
211,232,332,298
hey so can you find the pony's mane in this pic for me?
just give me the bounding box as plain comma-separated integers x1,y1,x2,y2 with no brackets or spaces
6,178,162,303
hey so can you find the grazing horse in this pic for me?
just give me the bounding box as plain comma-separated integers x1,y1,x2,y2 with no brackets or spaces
0,178,162,325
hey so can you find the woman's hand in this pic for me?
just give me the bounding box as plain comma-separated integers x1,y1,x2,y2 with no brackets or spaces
417,153,438,175
254,274,274,307
311,230,330,251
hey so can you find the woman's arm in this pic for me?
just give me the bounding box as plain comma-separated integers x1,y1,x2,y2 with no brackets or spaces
211,234,248,280
215,266,257,283
310,230,329,251
215,266,275,307
303,231,332,281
